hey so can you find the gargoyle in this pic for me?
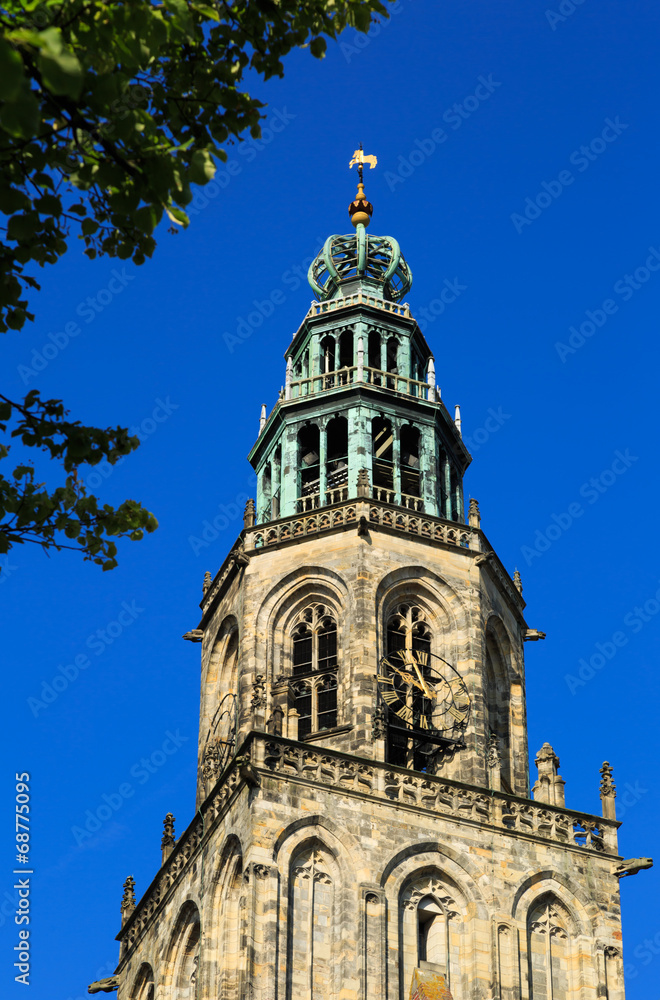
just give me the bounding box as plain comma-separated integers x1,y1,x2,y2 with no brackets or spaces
88,976,120,994
524,629,547,641
614,857,653,878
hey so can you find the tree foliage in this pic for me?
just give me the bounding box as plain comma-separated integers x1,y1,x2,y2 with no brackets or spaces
0,0,389,570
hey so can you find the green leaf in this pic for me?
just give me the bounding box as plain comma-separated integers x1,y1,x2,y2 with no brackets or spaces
188,149,216,185
0,38,25,101
37,47,84,100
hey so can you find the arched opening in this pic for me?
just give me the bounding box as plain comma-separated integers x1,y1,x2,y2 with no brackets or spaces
386,336,399,388
438,448,450,519
320,335,335,387
400,874,462,1000
272,445,281,518
326,417,348,505
386,604,433,770
368,330,381,384
130,963,155,1000
527,895,573,999
372,417,394,501
338,328,354,382
417,896,446,967
290,604,338,739
168,902,200,1000
261,461,272,523
485,626,512,792
400,425,421,509
287,843,337,1000
297,424,320,512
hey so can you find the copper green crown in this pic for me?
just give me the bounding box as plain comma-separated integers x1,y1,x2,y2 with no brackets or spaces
307,231,413,302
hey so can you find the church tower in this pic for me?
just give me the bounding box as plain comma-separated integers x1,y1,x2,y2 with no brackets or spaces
97,157,648,1000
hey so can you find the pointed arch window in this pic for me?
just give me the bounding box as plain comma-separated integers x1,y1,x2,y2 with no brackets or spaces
297,424,320,512
385,604,433,769
527,898,572,1000
288,845,336,1000
401,876,460,993
290,604,338,738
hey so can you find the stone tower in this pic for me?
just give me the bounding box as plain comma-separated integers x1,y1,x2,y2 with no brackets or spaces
100,172,647,1000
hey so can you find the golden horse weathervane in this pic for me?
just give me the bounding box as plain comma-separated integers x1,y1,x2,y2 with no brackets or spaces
349,148,378,177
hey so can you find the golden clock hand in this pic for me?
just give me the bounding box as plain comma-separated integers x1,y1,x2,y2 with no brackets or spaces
412,662,433,699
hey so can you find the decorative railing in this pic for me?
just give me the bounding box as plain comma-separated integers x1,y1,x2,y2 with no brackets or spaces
251,503,358,549
245,499,479,552
367,503,473,547
296,493,320,513
288,365,436,403
306,292,411,319
260,736,619,855
117,733,619,957
372,487,423,511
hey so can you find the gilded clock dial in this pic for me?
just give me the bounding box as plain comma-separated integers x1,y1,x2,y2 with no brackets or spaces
376,648,469,741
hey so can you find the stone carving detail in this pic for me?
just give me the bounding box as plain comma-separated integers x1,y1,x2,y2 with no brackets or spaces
161,813,176,851
202,571,212,594
529,903,568,939
402,875,459,917
88,975,121,994
121,876,135,910
486,733,501,769
251,673,266,710
371,706,386,742
243,498,256,528
513,568,523,593
600,761,616,797
202,740,220,782
357,467,370,497
293,849,333,885
468,497,481,527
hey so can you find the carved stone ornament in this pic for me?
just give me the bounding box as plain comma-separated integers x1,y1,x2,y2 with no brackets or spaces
251,673,267,710
293,849,332,884
182,629,204,642
243,498,256,528
371,706,386,742
513,568,523,594
121,876,136,911
88,976,120,994
600,761,616,797
529,903,568,939
402,875,458,917
486,733,501,769
202,740,221,782
161,813,176,850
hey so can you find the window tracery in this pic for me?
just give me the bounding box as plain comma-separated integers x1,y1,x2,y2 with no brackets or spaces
527,897,572,999
290,604,338,738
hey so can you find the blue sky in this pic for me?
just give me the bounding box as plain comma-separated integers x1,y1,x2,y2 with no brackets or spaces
2,1,660,996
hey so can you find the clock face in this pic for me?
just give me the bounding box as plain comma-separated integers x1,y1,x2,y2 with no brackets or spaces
376,648,469,743
205,692,237,775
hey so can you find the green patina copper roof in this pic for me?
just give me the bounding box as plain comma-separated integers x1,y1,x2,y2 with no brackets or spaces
307,226,413,302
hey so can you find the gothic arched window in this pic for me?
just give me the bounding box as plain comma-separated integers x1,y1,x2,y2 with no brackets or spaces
288,845,336,1000
401,875,460,995
400,425,421,506
386,604,433,769
527,897,572,1000
372,417,394,499
297,425,320,512
290,604,338,738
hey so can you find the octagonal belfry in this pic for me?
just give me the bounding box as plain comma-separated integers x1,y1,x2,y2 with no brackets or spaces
95,170,649,1000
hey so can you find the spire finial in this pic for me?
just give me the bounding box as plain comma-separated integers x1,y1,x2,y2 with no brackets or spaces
348,144,377,228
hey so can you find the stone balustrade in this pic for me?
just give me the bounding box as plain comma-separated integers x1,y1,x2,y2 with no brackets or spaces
306,292,411,319
244,499,479,553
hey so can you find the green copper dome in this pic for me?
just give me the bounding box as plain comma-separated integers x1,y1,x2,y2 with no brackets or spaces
308,230,413,302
